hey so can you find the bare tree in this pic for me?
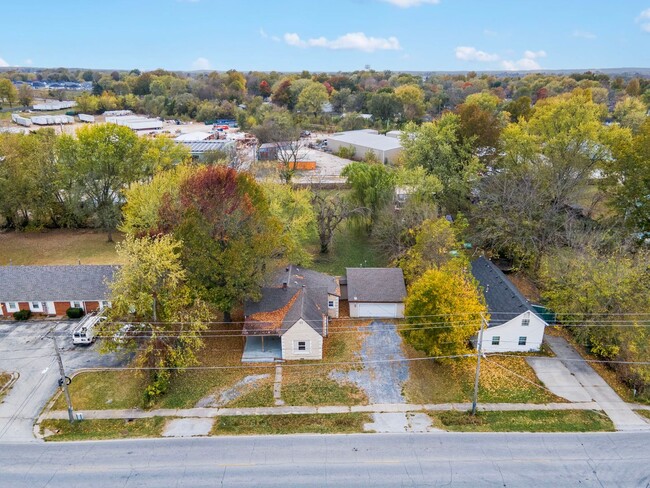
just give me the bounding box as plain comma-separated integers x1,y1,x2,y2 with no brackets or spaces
311,191,367,253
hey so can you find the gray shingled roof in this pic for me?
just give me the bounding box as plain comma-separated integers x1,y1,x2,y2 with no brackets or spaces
0,265,117,302
346,268,406,303
243,287,326,336
273,265,339,296
470,257,543,328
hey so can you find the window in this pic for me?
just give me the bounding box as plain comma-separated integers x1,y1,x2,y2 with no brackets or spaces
328,300,335,308
71,301,83,309
491,336,500,346
6,302,19,312
294,340,310,354
521,317,530,327
31,302,42,311
518,336,527,346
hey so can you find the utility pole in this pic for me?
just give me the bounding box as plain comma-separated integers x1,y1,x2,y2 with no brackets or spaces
52,336,74,423
471,315,488,416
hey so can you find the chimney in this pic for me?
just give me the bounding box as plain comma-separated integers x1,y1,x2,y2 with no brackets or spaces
282,281,288,290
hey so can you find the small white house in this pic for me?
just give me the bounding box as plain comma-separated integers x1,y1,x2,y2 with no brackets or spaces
242,266,336,362
470,257,547,352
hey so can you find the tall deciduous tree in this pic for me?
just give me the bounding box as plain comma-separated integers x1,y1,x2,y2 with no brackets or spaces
395,84,425,121
402,263,486,357
311,191,366,254
57,124,147,241
401,114,481,214
159,166,281,320
296,82,329,116
103,234,210,401
341,162,396,228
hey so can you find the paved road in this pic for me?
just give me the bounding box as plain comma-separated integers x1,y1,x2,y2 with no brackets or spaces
0,320,131,442
545,335,650,431
1,432,649,487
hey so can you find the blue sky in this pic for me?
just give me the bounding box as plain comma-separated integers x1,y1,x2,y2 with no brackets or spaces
1,0,649,72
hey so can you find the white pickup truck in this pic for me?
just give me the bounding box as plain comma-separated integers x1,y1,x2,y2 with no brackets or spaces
71,313,106,345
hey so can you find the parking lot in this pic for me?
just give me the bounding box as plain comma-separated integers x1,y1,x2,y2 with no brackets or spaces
0,320,131,441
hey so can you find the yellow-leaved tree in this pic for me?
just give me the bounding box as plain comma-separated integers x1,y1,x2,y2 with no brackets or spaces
402,263,487,358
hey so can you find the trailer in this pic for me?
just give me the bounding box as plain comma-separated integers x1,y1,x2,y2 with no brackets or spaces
11,114,32,127
71,312,106,345
78,114,95,123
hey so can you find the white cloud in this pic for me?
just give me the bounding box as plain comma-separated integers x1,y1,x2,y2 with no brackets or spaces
0,57,9,67
259,28,268,38
284,32,401,52
191,57,211,70
572,29,596,39
637,8,650,32
500,49,546,70
381,0,440,6
523,50,546,59
454,46,499,62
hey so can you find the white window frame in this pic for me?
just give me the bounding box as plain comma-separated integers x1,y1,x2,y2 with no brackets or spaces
30,301,43,312
6,302,19,313
294,340,311,354
70,301,83,309
518,336,527,346
491,336,500,346
521,315,530,327
328,300,335,308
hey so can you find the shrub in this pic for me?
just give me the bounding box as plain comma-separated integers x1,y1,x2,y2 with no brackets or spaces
66,307,85,319
13,310,32,321
337,146,356,159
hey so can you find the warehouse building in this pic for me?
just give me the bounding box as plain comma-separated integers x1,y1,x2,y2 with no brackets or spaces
327,130,403,165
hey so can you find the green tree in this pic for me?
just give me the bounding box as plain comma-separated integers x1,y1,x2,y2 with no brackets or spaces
613,97,647,133
395,84,425,121
402,263,486,357
341,162,396,228
504,96,533,122
17,84,33,107
103,234,210,402
57,124,147,241
159,166,282,320
368,91,401,123
401,114,481,214
296,82,328,116
0,79,17,107
263,183,316,264
311,191,367,254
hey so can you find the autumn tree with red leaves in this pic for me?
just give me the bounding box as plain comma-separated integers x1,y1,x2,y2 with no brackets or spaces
159,166,281,320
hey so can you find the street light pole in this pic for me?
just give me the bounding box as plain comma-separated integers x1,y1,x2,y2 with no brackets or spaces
52,336,74,423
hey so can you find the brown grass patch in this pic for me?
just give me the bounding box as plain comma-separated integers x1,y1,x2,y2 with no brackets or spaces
0,229,124,265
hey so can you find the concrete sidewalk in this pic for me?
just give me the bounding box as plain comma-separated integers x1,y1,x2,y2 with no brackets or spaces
544,335,650,431
42,401,605,421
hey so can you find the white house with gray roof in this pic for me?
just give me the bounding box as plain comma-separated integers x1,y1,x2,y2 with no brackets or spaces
470,257,547,353
0,265,116,317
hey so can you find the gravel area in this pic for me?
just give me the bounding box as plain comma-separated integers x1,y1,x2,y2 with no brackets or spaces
331,321,409,404
195,374,270,408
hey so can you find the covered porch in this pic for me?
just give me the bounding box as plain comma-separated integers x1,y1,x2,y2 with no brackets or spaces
241,335,283,363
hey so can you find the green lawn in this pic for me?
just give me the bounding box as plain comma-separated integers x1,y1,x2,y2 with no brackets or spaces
41,417,166,442
211,413,370,435
307,222,388,276
637,410,650,421
0,229,123,266
404,345,563,404
56,331,278,411
430,410,615,432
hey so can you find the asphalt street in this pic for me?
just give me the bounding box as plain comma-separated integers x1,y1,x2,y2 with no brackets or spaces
1,432,649,487
0,320,131,441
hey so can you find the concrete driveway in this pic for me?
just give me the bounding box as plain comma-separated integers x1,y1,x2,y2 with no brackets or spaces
526,357,593,402
543,335,650,431
0,319,131,442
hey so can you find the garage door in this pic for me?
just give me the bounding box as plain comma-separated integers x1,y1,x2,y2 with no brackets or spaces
358,303,398,318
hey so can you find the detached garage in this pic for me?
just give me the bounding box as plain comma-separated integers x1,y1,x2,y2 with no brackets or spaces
345,268,406,319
